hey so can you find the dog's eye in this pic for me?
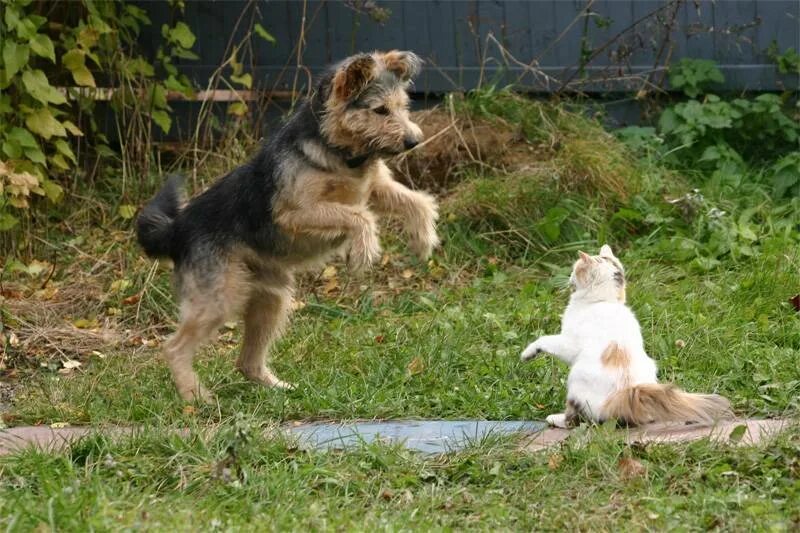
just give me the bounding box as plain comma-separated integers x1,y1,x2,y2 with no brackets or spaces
372,105,390,116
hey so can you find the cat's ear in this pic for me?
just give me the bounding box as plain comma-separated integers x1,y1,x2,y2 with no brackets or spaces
599,244,615,258
578,251,592,262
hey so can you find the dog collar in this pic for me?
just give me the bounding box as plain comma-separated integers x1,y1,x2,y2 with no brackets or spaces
345,153,370,168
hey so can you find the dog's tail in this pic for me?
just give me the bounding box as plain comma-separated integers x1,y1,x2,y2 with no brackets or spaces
136,174,185,258
601,383,732,426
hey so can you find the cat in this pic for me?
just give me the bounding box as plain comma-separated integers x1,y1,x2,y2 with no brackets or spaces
520,245,732,428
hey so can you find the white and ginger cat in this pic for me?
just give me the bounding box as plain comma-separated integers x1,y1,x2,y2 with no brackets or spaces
520,245,732,428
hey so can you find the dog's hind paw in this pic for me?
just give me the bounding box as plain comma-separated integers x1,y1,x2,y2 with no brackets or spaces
178,384,215,405
240,366,296,391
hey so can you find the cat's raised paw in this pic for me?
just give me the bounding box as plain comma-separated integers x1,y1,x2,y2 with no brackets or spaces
546,413,568,428
520,343,541,361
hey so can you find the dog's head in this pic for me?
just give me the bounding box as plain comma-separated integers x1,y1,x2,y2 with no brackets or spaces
319,50,423,158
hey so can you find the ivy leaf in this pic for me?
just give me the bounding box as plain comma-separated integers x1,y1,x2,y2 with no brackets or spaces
2,41,29,78
231,72,252,89
151,110,172,133
29,34,55,62
62,48,85,70
227,102,248,117
2,140,22,159
22,69,67,105
25,107,67,139
168,22,196,49
50,153,70,170
253,23,276,44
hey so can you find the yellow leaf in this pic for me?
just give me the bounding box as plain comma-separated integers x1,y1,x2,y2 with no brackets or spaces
118,204,136,220
50,422,70,429
25,108,67,139
72,317,99,329
62,120,84,136
322,265,337,279
71,65,96,87
227,102,248,116
401,269,414,279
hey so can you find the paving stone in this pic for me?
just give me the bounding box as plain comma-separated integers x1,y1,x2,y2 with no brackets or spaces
519,418,791,452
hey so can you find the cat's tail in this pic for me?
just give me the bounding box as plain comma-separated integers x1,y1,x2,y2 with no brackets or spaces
601,383,732,426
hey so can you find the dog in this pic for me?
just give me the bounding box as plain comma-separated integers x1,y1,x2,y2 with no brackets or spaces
136,50,439,403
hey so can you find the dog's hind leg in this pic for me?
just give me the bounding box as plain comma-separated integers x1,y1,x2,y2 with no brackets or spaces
237,287,295,390
164,304,224,404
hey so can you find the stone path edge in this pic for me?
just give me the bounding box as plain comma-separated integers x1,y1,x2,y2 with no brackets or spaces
0,418,793,457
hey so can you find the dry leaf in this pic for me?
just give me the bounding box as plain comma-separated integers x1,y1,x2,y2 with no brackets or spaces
122,293,141,305
322,277,340,295
401,269,414,279
72,318,99,329
406,356,425,376
379,488,395,501
62,359,81,369
291,299,306,311
618,457,646,479
374,335,385,344
182,405,197,416
790,295,800,312
547,453,563,471
50,422,69,429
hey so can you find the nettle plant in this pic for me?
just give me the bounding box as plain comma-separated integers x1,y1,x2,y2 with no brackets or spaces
655,59,799,198
0,0,197,232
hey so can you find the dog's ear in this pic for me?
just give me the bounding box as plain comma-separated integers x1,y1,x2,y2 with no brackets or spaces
332,54,377,102
382,50,422,81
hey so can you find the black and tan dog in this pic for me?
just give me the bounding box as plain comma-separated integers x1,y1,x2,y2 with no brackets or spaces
137,51,439,403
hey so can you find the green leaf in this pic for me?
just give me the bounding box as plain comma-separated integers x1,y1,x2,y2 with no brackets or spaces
62,120,84,136
8,127,39,148
25,107,67,139
29,34,55,62
168,22,196,49
40,179,63,203
151,110,172,133
2,140,22,159
2,41,29,78
118,204,137,220
54,139,77,163
50,153,70,170
231,72,252,89
71,65,96,87
254,23,276,44
728,424,747,443
22,69,67,105
62,48,85,70
0,212,19,231
24,146,46,165
227,102,248,117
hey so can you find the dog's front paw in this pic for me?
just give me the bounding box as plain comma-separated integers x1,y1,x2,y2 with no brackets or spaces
348,223,382,272
520,341,542,362
409,229,440,261
408,192,440,260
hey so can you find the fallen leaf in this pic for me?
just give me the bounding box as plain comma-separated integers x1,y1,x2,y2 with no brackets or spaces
728,424,748,443
122,293,141,305
291,299,306,311
790,295,800,312
182,405,197,416
322,277,339,295
401,269,414,279
374,335,385,344
8,332,19,347
72,318,99,329
50,422,70,429
675,339,686,349
618,457,646,479
379,488,395,501
406,356,425,376
62,359,81,369
321,265,337,279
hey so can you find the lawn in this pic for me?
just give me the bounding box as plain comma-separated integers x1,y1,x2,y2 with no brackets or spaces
1,91,799,530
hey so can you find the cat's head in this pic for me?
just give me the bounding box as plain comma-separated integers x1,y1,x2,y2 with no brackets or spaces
569,245,626,302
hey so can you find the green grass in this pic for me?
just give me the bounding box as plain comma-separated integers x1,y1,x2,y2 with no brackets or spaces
2,92,800,530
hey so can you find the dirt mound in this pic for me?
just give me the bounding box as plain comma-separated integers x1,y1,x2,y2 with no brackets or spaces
389,107,533,192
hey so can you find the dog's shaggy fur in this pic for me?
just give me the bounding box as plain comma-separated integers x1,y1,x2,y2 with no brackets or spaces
136,51,439,402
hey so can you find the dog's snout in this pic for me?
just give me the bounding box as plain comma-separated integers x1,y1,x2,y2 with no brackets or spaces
404,137,419,150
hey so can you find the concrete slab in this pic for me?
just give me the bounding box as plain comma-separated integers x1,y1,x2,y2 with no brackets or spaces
519,418,792,452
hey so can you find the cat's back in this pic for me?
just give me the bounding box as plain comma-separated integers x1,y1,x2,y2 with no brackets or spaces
562,300,642,344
